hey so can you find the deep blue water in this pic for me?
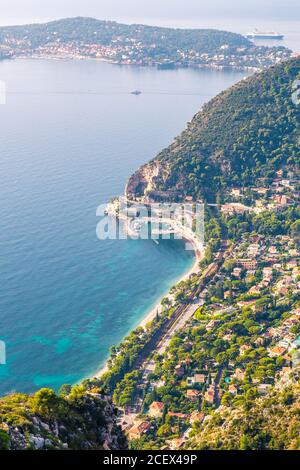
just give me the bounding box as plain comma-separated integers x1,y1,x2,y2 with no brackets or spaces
0,59,246,395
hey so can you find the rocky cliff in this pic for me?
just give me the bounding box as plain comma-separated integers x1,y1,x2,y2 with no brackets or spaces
0,386,127,450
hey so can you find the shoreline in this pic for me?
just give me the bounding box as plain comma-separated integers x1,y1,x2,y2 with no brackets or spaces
94,235,203,379
15,55,261,73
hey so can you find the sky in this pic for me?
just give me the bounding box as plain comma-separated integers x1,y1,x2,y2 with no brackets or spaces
0,0,299,26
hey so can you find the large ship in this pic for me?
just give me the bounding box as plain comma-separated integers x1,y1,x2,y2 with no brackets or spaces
246,29,284,40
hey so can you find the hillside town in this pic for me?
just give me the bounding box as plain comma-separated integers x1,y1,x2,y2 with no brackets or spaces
108,169,300,450
0,39,295,71
0,15,297,71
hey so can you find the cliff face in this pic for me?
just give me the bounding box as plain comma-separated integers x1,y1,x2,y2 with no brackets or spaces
126,161,163,199
126,161,186,202
127,58,300,202
0,387,127,450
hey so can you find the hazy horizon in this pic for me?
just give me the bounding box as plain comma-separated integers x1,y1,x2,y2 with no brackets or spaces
0,0,299,28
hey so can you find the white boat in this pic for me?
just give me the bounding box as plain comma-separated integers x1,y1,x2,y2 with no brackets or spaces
246,29,284,40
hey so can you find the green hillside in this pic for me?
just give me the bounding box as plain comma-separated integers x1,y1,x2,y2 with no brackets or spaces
187,384,300,450
0,386,127,450
128,58,300,202
0,16,251,54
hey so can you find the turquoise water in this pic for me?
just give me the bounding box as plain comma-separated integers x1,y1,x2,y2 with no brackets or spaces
0,59,247,395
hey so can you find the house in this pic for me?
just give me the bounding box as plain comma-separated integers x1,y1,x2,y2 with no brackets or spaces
247,244,260,257
276,285,289,296
228,384,238,395
221,203,251,215
269,346,287,357
249,285,261,295
127,421,151,440
275,276,293,295
148,401,165,418
194,374,206,384
187,374,206,386
276,169,283,177
223,334,233,342
186,389,200,402
287,259,298,270
263,267,273,279
272,195,289,206
278,339,291,349
257,384,272,396
233,368,245,381
230,188,242,197
237,259,257,270
233,267,242,278
189,411,205,425
204,385,215,404
253,187,268,195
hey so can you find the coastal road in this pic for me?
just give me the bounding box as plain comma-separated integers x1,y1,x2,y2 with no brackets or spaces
141,299,204,395
132,244,232,414
156,300,204,355
138,244,231,379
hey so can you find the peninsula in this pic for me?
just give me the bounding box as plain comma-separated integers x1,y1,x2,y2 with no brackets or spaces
0,17,295,71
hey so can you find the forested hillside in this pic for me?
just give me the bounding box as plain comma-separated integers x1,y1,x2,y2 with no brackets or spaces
187,384,300,450
0,16,251,54
127,58,300,202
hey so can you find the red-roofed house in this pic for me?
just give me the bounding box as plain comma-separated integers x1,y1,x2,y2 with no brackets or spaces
148,401,165,418
186,389,200,402
127,421,151,440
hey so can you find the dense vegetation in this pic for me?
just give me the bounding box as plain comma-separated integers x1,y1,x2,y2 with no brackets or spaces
188,384,300,450
0,16,251,56
125,203,300,450
128,58,300,202
0,386,127,450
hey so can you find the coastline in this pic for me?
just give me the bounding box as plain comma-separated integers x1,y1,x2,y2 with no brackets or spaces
16,55,261,72
94,235,203,379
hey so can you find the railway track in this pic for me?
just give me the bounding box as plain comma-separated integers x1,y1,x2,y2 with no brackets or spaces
132,242,231,371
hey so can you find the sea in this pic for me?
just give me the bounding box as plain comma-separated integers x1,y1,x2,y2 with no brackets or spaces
0,16,298,395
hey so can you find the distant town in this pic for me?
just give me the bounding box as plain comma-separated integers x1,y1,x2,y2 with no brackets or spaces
0,17,297,71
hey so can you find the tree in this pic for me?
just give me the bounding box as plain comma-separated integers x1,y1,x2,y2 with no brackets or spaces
0,430,10,450
31,388,61,417
59,384,72,397
68,385,87,406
